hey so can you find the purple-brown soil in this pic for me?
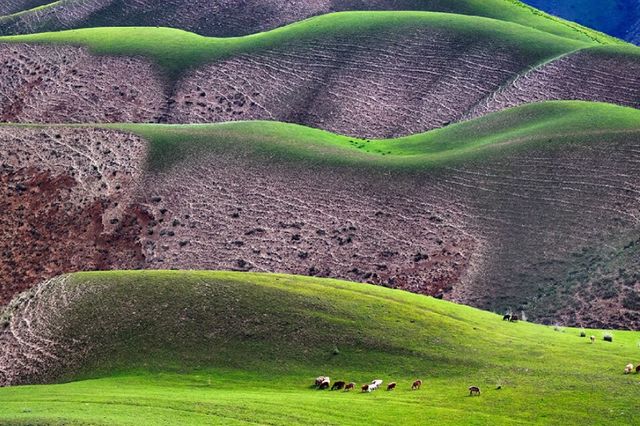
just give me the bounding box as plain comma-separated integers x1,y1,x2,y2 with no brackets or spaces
0,41,639,137
465,49,640,120
0,127,148,305
0,44,166,124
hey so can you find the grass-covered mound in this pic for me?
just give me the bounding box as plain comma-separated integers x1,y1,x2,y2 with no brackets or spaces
0,271,639,425
109,101,640,171
0,0,624,45
0,11,594,78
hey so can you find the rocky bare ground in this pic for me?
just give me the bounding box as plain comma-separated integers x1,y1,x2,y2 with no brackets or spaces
0,44,166,124
0,127,148,305
0,41,639,137
1,126,640,329
465,48,640,120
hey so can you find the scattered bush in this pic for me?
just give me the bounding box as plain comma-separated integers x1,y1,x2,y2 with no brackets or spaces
580,329,586,337
603,332,613,342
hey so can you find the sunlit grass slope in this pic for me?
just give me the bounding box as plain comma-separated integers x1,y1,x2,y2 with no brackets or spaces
103,101,640,171
0,11,598,77
0,0,624,46
0,270,639,425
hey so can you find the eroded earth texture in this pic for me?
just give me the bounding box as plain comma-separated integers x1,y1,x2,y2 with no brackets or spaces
1,39,639,137
0,44,166,124
168,29,538,138
0,127,148,305
466,49,640,119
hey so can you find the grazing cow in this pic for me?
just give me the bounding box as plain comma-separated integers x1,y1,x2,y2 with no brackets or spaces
361,384,370,392
387,382,397,391
636,365,640,374
469,386,481,396
319,378,331,390
315,376,327,387
368,383,379,392
502,314,511,321
371,379,383,387
624,364,634,374
412,380,422,390
331,381,346,390
345,382,356,391
590,335,596,344
509,315,519,322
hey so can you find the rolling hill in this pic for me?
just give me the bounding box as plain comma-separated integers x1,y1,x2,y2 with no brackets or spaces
2,1,639,424
0,12,639,138
1,101,640,328
0,270,639,424
0,0,623,44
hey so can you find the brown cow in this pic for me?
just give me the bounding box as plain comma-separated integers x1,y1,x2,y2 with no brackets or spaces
412,380,422,390
387,382,397,391
469,386,481,396
636,365,640,374
361,384,370,392
509,315,518,322
345,382,356,391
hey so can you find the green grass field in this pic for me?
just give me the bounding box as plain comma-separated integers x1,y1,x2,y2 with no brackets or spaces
1,271,639,425
0,11,606,77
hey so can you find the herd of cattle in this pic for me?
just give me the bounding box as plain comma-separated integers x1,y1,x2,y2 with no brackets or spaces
314,377,481,396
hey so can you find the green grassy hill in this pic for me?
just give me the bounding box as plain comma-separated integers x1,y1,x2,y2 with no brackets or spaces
107,101,640,170
0,11,596,78
0,0,624,45
1,270,639,425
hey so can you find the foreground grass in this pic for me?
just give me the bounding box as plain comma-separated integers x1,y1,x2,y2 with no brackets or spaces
1,271,639,425
0,11,596,78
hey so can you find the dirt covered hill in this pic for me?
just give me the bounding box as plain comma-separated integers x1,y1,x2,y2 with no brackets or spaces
0,13,639,137
1,102,640,328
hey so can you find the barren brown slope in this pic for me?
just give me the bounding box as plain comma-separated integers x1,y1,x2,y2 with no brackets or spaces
0,44,166,124
0,0,53,16
465,47,640,120
1,102,640,328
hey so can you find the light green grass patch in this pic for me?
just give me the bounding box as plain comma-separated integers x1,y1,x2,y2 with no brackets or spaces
0,270,639,425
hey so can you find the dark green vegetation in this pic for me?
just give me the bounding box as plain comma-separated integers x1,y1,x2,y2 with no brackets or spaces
1,271,639,425
106,101,640,171
0,11,606,78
